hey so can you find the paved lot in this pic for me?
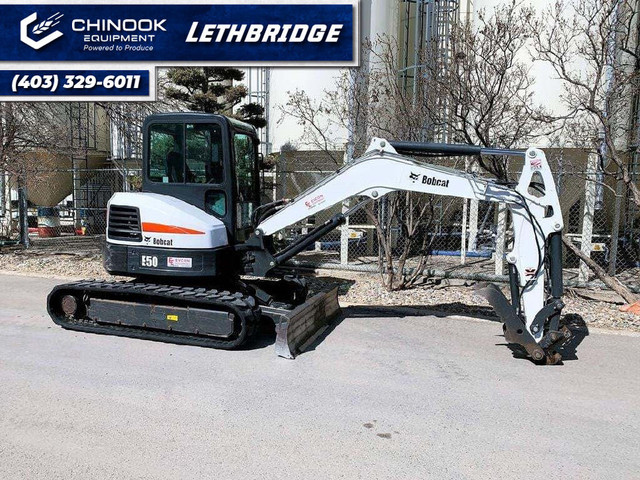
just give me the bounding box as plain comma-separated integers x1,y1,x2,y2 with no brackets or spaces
0,273,639,479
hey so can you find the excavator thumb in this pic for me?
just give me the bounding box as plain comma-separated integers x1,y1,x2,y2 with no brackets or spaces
262,287,341,358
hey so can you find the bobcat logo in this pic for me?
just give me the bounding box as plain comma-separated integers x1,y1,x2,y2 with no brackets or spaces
409,172,420,182
143,236,152,243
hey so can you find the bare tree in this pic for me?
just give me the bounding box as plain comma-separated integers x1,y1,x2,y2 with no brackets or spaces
278,90,346,166
280,2,547,290
0,102,81,240
534,0,639,303
0,103,75,178
536,0,640,202
428,2,556,178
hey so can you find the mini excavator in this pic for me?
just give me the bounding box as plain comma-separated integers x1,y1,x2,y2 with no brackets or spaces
47,113,571,363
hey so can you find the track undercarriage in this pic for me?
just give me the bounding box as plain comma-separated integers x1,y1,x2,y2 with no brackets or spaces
47,278,340,358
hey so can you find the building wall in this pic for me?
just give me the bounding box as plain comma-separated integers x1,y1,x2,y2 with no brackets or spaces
25,104,111,207
269,0,402,152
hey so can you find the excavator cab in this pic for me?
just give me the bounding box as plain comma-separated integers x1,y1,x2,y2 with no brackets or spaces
142,113,261,243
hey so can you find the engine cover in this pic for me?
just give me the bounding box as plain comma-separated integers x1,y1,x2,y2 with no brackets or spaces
106,192,228,250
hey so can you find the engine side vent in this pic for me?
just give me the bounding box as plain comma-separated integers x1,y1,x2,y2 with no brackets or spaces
108,205,142,242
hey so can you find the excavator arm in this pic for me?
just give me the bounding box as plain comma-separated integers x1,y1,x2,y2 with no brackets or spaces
247,138,570,363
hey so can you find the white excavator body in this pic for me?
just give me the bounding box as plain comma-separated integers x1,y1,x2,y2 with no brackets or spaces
48,113,572,364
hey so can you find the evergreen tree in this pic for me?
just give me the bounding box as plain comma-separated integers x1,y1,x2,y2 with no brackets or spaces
164,67,266,128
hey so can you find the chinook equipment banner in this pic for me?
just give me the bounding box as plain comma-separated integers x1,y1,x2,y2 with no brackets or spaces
0,1,358,100
0,2,356,63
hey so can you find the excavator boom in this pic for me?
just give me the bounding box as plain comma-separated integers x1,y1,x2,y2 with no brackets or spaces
247,138,569,362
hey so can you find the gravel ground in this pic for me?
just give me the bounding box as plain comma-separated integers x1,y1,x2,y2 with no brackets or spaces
1,247,639,333
314,270,640,332
0,250,108,279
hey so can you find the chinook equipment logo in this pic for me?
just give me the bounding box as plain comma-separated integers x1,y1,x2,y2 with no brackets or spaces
21,12,64,50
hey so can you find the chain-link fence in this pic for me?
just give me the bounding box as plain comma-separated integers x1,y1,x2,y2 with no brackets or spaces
0,172,20,244
0,167,140,250
3,148,639,293
271,149,640,292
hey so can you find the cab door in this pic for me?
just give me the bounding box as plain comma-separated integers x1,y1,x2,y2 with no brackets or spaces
232,132,260,242
143,116,234,238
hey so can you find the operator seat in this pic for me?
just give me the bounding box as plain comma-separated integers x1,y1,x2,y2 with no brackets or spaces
166,151,184,183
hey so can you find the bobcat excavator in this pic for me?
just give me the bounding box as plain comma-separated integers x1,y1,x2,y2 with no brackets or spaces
47,113,571,364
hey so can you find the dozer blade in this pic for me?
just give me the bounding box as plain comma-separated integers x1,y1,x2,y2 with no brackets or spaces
262,287,341,358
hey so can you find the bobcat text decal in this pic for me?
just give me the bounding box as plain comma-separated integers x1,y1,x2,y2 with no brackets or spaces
409,173,450,188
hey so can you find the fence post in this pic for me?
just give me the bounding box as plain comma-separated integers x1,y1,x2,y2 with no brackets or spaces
18,184,29,248
340,148,353,265
461,198,468,264
339,201,350,264
608,173,624,276
468,199,479,251
494,203,506,275
0,172,5,218
579,152,598,283
460,159,468,264
467,160,479,253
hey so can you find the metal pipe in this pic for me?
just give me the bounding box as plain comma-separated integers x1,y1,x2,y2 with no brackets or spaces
548,232,564,299
18,185,29,248
389,141,524,157
275,214,346,265
284,260,640,294
274,198,372,263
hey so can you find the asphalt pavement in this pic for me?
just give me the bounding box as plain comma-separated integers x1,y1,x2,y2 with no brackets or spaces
0,273,638,479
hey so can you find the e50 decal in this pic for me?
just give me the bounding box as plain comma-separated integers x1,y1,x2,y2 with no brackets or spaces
141,255,158,267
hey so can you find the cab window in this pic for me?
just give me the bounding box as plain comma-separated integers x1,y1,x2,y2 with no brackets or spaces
148,122,224,184
186,124,224,184
148,123,184,183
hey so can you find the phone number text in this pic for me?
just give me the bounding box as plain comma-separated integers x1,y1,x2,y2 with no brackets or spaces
12,74,142,93
0,70,150,98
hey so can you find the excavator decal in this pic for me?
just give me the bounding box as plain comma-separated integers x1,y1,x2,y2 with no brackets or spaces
141,222,205,235
421,175,450,187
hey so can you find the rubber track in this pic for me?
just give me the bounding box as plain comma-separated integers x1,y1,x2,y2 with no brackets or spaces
47,279,260,349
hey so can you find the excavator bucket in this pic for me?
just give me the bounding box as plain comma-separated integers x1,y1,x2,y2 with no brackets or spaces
262,287,341,358
475,283,571,364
